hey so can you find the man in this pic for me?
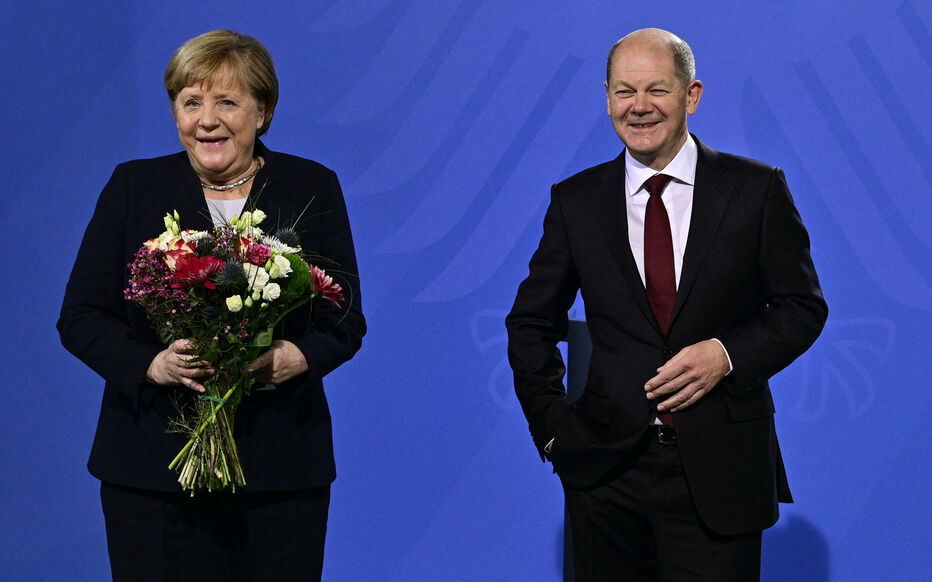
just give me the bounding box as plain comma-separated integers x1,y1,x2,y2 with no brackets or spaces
506,28,827,581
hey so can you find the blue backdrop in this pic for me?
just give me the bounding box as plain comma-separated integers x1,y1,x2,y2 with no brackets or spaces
1,1,929,580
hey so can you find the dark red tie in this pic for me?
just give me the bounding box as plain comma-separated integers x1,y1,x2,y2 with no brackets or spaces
643,173,675,426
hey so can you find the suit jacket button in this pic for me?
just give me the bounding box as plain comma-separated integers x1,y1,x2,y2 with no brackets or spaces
662,345,674,357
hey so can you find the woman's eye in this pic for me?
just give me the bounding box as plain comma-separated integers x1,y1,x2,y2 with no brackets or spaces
184,99,200,108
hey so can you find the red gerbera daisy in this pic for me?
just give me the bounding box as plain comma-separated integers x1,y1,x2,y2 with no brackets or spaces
172,255,225,290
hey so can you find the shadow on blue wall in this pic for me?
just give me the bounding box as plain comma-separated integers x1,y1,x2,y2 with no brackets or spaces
762,515,830,581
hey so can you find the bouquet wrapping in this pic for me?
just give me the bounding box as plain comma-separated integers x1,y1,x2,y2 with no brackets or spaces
124,208,343,493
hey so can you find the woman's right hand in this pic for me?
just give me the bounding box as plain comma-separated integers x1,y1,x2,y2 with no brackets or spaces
146,339,214,393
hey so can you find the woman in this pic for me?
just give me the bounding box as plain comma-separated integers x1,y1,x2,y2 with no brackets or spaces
58,30,365,581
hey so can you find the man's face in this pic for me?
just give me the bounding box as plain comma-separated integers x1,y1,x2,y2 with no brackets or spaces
605,40,702,170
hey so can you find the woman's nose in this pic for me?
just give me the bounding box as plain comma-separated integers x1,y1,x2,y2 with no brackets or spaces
198,104,220,128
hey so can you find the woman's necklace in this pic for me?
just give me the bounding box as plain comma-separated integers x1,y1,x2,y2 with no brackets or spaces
200,159,261,191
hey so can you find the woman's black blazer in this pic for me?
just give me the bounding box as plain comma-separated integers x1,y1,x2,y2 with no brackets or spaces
58,140,366,492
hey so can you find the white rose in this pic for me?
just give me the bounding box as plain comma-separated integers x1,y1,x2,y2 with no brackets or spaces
243,263,270,290
262,283,281,301
267,254,293,279
225,295,243,312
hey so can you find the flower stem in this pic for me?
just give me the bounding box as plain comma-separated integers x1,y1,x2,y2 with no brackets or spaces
167,385,238,471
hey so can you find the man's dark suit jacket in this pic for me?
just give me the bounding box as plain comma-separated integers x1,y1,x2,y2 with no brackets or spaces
506,136,826,536
58,140,365,492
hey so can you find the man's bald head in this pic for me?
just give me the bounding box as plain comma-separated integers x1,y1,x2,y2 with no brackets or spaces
606,28,695,89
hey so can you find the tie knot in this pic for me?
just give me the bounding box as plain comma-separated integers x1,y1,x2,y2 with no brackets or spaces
644,174,672,197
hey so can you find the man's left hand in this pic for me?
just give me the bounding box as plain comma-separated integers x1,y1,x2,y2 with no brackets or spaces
645,340,729,412
248,340,309,384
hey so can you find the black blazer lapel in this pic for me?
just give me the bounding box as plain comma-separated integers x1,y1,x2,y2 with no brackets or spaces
589,155,662,335
586,139,736,336
242,142,306,231
670,138,733,326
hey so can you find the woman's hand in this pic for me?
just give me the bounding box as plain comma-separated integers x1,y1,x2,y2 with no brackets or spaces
146,339,214,393
248,340,308,385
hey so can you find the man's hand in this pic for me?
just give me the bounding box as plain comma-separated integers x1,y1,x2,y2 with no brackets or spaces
146,339,214,393
644,339,729,412
248,340,309,385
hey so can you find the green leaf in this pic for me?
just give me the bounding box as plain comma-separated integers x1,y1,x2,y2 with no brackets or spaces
201,341,220,363
253,327,274,347
278,254,311,302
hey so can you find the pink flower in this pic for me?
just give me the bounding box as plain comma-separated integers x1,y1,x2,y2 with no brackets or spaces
171,255,225,290
243,243,272,266
311,266,344,309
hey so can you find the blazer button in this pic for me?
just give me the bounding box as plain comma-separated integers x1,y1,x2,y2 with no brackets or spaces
662,345,674,358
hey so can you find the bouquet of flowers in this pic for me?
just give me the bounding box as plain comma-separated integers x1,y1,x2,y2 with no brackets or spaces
124,208,344,493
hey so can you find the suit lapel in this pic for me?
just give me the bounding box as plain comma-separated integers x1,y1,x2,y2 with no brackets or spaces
589,155,663,335
670,138,733,326
246,139,274,205
588,139,735,336
246,143,304,233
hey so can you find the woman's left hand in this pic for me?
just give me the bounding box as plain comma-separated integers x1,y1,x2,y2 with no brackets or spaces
248,340,309,384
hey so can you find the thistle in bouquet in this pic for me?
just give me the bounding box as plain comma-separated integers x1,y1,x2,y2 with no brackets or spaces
125,208,344,493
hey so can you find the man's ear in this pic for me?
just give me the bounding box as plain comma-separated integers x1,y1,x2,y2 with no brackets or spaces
686,80,703,115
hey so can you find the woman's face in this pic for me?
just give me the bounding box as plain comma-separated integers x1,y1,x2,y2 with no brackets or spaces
173,69,265,185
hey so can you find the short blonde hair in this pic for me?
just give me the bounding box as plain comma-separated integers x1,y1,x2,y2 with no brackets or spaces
164,30,278,136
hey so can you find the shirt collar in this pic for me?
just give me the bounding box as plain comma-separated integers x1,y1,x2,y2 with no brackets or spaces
625,134,698,196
